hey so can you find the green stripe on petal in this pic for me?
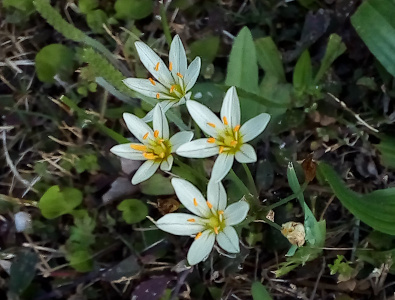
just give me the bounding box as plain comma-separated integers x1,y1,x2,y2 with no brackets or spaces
187,230,215,265
216,226,240,253
169,35,188,80
211,153,234,182
153,104,170,139
207,180,227,211
220,86,241,128
235,144,257,163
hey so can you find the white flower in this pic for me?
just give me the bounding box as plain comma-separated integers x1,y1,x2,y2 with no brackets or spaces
176,86,271,182
110,105,193,185
156,178,249,265
124,35,201,122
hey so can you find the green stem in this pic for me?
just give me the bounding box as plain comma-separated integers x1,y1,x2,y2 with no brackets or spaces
266,181,308,211
242,163,258,198
228,169,261,210
159,1,172,46
263,217,282,231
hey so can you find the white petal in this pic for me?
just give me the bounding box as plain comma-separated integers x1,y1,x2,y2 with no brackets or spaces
207,180,227,211
110,143,146,160
169,35,187,80
187,230,215,265
123,78,173,100
186,100,224,137
224,200,249,226
156,213,205,236
142,100,175,123
153,104,170,139
240,113,271,143
211,154,234,182
220,86,240,128
170,131,194,152
216,226,240,253
131,160,159,185
160,154,173,171
176,139,219,158
123,112,154,143
235,144,257,163
171,178,211,218
184,57,201,91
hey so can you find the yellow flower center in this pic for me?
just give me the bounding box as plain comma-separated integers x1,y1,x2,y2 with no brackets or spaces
206,122,242,155
130,132,172,163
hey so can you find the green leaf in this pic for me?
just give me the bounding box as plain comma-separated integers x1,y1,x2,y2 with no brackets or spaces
78,0,98,14
38,185,83,219
86,9,107,33
314,34,346,83
251,282,273,300
317,162,395,235
189,36,220,65
293,50,313,95
375,135,395,169
35,44,75,83
9,250,38,295
255,37,286,82
117,199,148,224
4,0,34,12
114,0,153,20
140,174,174,196
351,0,395,78
67,249,93,272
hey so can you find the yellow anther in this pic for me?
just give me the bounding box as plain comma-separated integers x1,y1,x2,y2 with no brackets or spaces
187,218,195,222
219,146,224,154
177,72,183,78
159,152,165,158
156,93,160,99
130,144,147,151
143,152,157,160
143,132,149,140
207,137,216,143
170,85,175,93
155,62,160,71
230,140,238,147
158,139,164,144
154,130,159,138
195,232,202,240
148,78,156,85
214,227,219,235
207,122,216,128
169,62,173,71
234,124,240,132
223,116,228,125
193,198,198,206
218,210,224,215
206,201,213,209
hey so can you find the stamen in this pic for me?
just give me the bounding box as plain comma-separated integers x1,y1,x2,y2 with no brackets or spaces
143,152,157,160
177,72,183,78
143,132,149,140
170,85,175,93
230,140,238,147
195,232,202,240
187,218,195,222
159,152,165,158
207,122,216,128
156,93,160,99
223,116,228,125
169,62,173,71
218,210,224,215
155,62,160,71
207,137,216,143
214,227,219,235
193,198,198,206
158,139,164,144
219,146,224,154
234,124,240,132
130,144,147,151
206,201,213,209
148,78,156,85
154,130,159,138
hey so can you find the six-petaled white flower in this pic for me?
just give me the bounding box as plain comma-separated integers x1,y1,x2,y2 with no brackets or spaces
156,178,249,265
110,105,193,184
123,35,201,121
176,86,271,182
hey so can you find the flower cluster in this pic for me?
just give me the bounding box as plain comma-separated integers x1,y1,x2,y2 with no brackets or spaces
110,35,271,265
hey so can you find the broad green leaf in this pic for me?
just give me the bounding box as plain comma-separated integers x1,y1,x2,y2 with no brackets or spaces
293,50,312,96
314,34,346,83
255,37,286,82
117,199,148,224
375,135,395,169
189,35,220,65
225,27,261,121
140,174,174,196
38,185,83,219
78,0,98,14
318,163,395,235
9,250,38,295
86,9,107,33
114,0,153,20
251,282,273,300
4,0,34,12
35,44,75,83
351,0,395,78
67,249,93,272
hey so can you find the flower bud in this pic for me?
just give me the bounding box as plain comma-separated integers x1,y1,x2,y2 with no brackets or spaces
281,221,305,247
